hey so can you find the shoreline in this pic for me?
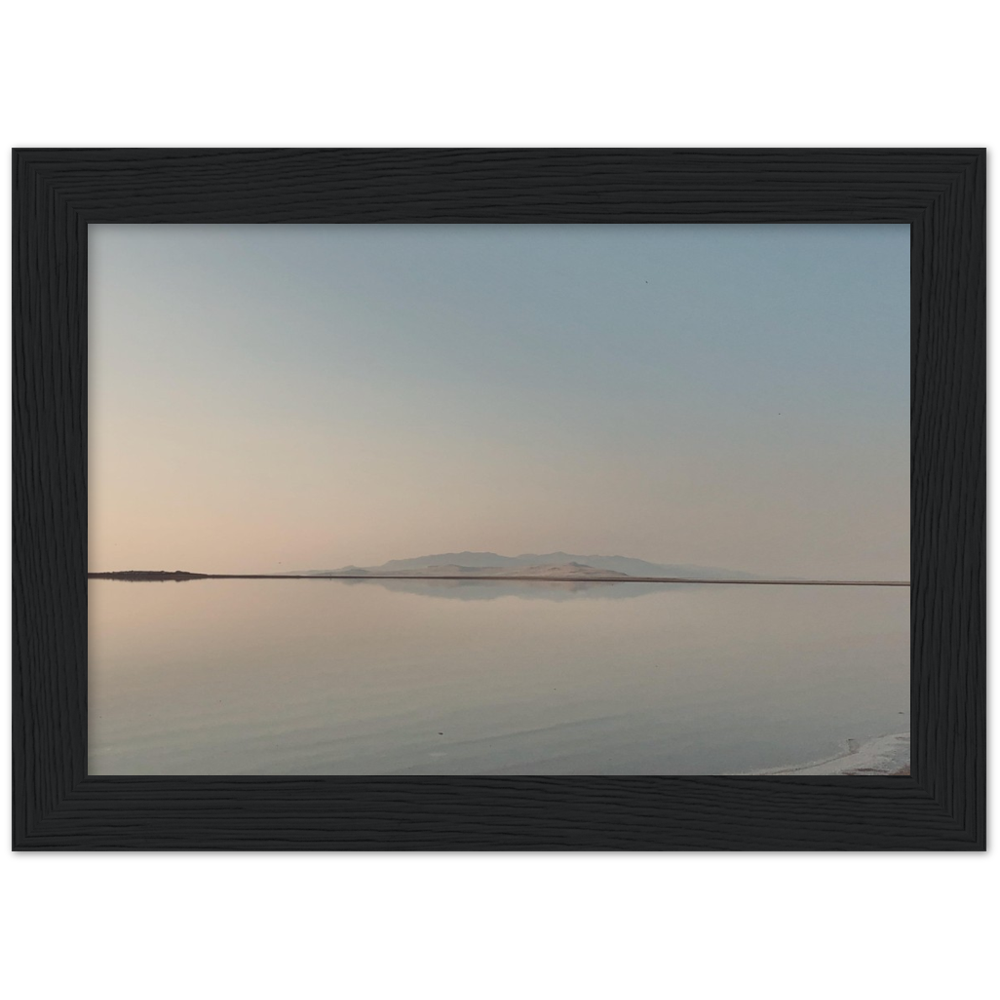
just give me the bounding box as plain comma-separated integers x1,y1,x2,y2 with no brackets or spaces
744,732,910,776
88,572,911,586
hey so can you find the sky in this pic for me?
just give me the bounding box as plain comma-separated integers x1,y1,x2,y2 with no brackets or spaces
89,224,909,578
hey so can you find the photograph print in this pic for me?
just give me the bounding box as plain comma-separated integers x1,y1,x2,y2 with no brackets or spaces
88,223,910,777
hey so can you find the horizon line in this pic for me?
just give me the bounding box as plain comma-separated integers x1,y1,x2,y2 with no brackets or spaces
88,571,911,587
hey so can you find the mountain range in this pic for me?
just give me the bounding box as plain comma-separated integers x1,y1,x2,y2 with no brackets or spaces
293,552,755,580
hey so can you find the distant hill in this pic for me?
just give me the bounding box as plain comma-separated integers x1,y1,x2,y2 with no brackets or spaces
294,552,755,580
330,562,634,579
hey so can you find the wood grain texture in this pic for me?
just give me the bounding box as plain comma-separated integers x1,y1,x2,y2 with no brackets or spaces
12,149,985,850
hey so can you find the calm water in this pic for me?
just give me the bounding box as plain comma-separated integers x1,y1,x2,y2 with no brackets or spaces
89,579,909,775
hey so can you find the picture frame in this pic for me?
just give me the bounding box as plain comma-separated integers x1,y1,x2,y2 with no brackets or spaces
12,148,985,850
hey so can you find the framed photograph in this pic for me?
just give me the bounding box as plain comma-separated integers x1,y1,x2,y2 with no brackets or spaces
12,148,984,850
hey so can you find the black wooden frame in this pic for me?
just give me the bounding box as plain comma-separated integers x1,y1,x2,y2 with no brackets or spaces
12,149,985,850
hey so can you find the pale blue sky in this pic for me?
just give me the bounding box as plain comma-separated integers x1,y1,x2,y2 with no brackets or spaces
90,224,909,577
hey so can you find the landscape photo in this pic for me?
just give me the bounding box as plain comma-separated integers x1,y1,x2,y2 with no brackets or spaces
88,224,910,775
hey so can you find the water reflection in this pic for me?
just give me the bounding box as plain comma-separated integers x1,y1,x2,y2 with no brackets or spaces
89,579,910,776
338,578,676,600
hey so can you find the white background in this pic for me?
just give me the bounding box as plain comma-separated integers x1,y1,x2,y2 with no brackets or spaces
2,2,996,997
2,855,996,1000
0,0,997,138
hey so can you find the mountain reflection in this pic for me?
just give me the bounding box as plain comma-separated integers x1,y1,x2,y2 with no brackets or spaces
335,578,680,601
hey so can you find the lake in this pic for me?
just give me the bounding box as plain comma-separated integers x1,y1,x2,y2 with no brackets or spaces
89,579,909,775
